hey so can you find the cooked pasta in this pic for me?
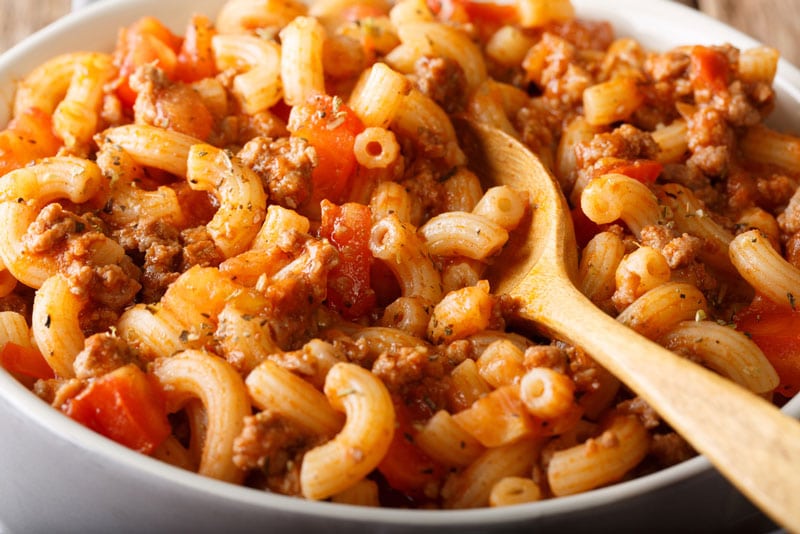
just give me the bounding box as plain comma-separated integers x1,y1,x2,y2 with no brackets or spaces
547,414,650,496
580,172,660,238
0,0,797,512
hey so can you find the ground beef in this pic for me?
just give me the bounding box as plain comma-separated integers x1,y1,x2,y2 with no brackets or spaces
264,339,343,389
130,63,214,140
23,203,85,254
638,225,674,250
114,220,182,303
516,99,560,169
723,168,760,212
617,396,661,429
786,232,800,268
575,124,660,169
525,33,575,91
180,226,224,270
413,56,468,114
662,234,704,269
564,344,604,394
647,49,691,85
61,257,141,334
722,82,763,127
639,225,702,269
259,237,338,350
688,145,729,178
523,345,568,373
686,107,733,177
669,262,720,303
611,274,641,312
72,332,137,379
779,187,800,235
114,221,222,303
645,49,693,110
400,159,445,224
64,261,140,309
19,203,142,328
236,111,289,143
659,163,713,196
237,136,316,209
755,172,797,210
722,167,796,215
233,410,320,496
33,377,84,408
546,19,614,52
371,346,429,392
649,432,696,468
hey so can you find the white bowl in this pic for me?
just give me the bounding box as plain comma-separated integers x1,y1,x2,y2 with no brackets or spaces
0,1,797,532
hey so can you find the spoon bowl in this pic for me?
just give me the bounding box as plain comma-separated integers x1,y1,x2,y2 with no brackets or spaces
456,118,800,532
456,117,579,295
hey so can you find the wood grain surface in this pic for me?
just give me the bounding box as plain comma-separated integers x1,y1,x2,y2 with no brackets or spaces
0,0,798,64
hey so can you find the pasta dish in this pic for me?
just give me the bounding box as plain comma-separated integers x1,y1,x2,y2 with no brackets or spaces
0,0,798,508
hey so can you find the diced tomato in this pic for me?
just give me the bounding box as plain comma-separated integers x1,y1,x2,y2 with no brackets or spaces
427,0,517,35
174,13,216,83
132,16,183,51
289,94,365,206
598,158,663,185
459,0,518,26
570,205,601,248
690,45,730,93
319,200,376,319
112,17,182,108
734,294,800,398
0,342,54,380
64,364,171,455
377,399,445,500
0,107,62,176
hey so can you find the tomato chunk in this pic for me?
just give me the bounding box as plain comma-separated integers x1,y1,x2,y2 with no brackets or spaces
289,95,365,206
64,364,171,454
0,342,54,380
174,13,216,83
690,45,731,93
592,157,663,184
112,17,182,107
734,294,800,398
378,399,444,500
0,107,62,176
319,200,376,319
459,0,518,26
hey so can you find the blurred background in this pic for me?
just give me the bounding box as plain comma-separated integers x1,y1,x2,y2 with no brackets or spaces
0,0,797,65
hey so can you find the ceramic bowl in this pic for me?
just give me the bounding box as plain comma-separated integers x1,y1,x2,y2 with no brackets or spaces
0,1,797,532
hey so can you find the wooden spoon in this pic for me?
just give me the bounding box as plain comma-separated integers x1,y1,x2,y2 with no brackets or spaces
455,118,800,531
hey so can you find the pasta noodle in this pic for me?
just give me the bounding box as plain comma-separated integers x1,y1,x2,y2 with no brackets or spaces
299,362,395,500
580,173,660,238
729,229,800,308
547,414,649,496
0,0,796,512
152,349,251,483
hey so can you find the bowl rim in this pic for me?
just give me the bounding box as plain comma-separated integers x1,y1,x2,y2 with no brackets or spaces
1,0,799,526
0,368,721,526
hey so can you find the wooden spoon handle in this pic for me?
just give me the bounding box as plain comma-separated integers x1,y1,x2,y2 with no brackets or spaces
528,274,800,532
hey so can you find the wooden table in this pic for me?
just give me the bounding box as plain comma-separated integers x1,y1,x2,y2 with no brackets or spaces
0,0,798,65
